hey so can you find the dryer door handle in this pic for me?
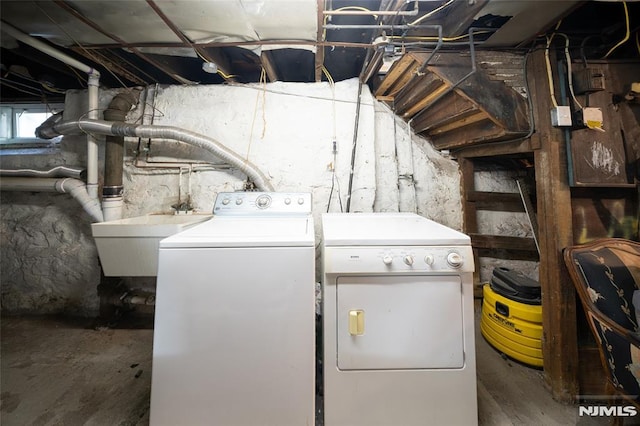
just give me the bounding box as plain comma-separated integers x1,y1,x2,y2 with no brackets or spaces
349,310,365,336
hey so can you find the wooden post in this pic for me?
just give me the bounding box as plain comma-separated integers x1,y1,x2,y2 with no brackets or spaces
459,157,482,295
528,49,578,402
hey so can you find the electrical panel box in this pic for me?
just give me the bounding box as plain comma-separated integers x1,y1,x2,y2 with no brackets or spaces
551,106,572,127
573,68,605,95
575,107,604,130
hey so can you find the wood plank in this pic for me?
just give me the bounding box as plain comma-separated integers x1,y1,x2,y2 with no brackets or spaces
410,91,476,126
430,111,489,135
315,0,325,82
427,120,505,149
454,138,533,158
529,48,578,402
414,106,480,134
476,248,540,261
403,83,449,118
470,234,538,252
425,52,530,132
374,54,419,98
261,51,279,82
568,81,630,186
394,73,445,116
467,191,526,212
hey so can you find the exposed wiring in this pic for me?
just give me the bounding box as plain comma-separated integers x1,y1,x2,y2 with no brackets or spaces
0,79,43,97
33,0,128,88
388,31,492,42
324,65,343,213
194,50,237,80
556,33,583,110
543,19,565,108
246,67,267,161
545,36,559,108
322,65,334,85
602,1,630,59
408,0,455,26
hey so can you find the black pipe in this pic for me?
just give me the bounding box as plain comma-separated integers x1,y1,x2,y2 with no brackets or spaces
102,91,139,198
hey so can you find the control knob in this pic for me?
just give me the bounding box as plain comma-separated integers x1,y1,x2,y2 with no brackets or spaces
256,195,271,208
382,256,393,265
403,255,414,266
447,252,463,268
424,255,434,265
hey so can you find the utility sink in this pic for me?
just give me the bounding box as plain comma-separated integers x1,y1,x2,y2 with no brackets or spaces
91,213,212,276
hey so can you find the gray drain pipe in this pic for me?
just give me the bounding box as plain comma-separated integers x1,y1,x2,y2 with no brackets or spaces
102,91,140,221
0,177,104,222
36,119,275,192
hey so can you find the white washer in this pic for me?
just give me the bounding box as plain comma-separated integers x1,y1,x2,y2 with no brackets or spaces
322,213,477,426
150,192,315,426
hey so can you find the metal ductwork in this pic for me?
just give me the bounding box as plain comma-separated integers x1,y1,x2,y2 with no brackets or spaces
36,119,275,192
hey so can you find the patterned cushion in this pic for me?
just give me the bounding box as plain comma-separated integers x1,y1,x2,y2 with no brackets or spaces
573,246,640,331
569,241,640,400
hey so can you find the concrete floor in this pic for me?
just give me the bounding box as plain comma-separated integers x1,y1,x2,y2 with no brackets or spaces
0,309,614,426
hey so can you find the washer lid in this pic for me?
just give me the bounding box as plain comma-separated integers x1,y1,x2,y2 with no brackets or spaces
160,216,314,248
322,213,470,246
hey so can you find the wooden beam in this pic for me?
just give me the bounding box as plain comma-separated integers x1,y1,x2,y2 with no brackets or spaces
529,48,578,402
454,138,533,158
403,83,449,118
260,51,279,82
53,0,193,84
315,0,325,82
430,111,488,135
467,191,526,212
470,234,538,252
374,54,419,98
459,158,482,293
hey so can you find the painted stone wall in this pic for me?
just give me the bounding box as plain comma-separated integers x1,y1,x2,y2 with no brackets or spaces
0,79,466,315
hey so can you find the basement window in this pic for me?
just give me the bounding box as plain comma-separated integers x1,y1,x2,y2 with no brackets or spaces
0,103,63,154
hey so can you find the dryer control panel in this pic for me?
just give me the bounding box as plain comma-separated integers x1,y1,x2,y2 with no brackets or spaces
213,192,312,215
324,246,475,274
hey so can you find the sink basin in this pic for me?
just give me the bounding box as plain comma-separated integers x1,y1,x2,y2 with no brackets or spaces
91,213,212,276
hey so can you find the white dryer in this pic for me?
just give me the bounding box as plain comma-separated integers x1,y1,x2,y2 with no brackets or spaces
150,192,315,426
322,213,477,426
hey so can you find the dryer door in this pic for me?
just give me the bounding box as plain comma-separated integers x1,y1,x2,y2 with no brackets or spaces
336,275,465,370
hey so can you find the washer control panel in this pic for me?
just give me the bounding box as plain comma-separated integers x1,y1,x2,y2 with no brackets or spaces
213,192,312,215
324,246,474,274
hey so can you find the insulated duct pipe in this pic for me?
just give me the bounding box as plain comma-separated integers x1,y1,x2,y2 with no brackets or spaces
0,22,101,202
0,177,104,222
102,91,140,221
37,119,275,192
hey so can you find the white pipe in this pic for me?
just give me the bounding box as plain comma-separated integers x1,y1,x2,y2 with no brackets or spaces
1,22,98,76
38,119,275,192
0,166,85,179
1,177,104,222
102,197,123,222
1,22,101,205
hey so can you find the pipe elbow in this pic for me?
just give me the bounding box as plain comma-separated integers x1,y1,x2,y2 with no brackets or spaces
35,111,64,139
103,91,139,121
